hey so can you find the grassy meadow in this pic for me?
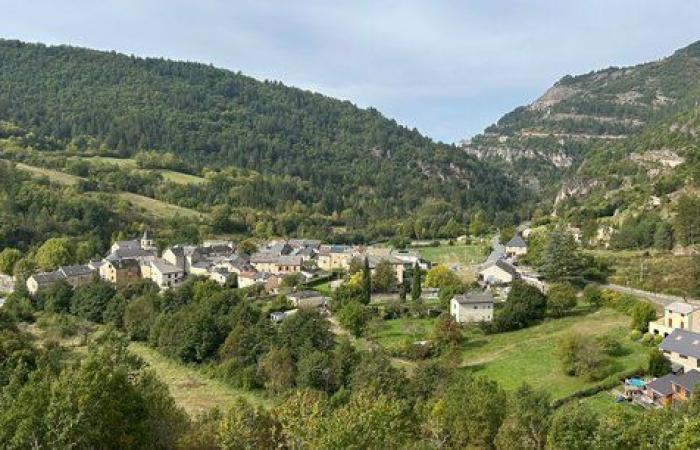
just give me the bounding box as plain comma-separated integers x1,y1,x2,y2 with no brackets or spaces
369,308,648,401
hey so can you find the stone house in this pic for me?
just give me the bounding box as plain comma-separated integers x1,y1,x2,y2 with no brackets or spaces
450,291,494,323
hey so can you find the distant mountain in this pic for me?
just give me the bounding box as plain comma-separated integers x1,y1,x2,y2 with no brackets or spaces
463,40,700,231
0,39,526,240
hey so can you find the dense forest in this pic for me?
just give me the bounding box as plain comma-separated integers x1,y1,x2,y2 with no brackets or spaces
0,39,529,239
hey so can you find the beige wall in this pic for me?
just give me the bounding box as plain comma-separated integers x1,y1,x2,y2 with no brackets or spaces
479,265,513,284
450,299,493,323
662,349,700,373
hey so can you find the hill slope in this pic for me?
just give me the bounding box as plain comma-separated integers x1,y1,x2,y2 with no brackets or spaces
0,39,527,240
463,40,700,235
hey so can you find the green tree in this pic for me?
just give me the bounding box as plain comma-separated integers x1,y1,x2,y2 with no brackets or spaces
217,398,282,449
411,263,422,302
35,237,74,271
495,384,552,450
41,279,73,314
70,279,116,322
296,350,338,393
547,282,578,318
432,313,463,348
539,230,584,281
336,300,369,337
469,211,488,237
648,348,672,377
691,255,700,299
547,402,598,450
425,264,463,290
630,301,656,332
494,281,547,332
309,390,415,449
259,346,296,394
555,334,611,381
124,294,159,341
0,248,21,275
427,376,507,449
373,259,397,293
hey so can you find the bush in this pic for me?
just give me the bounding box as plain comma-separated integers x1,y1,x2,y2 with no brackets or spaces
641,332,654,345
556,334,612,381
547,282,578,318
595,335,625,357
583,284,602,307
653,334,664,345
629,329,642,341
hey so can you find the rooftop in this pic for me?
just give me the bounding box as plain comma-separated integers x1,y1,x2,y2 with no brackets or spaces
505,234,526,248
660,329,700,360
453,291,495,305
666,301,699,315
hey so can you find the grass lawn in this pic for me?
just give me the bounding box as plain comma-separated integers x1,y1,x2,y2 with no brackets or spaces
117,192,207,220
419,243,488,266
369,308,648,400
15,162,82,185
129,343,273,417
369,316,438,348
577,391,642,416
587,249,693,296
460,309,648,399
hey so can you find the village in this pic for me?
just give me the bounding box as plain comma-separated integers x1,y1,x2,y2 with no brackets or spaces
12,226,700,413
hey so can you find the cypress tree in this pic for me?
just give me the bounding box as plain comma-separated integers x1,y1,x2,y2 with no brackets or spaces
362,256,372,304
411,262,422,302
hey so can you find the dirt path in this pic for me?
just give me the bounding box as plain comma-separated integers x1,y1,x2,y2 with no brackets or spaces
603,283,699,307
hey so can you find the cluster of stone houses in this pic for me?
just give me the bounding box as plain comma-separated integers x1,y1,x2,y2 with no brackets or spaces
26,233,419,297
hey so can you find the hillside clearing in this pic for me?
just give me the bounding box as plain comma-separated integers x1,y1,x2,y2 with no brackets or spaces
129,343,272,417
14,162,82,185
159,170,207,185
117,192,206,220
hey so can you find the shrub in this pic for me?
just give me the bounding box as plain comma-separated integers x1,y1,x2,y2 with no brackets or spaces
629,329,642,341
641,332,654,345
555,333,612,381
596,335,625,357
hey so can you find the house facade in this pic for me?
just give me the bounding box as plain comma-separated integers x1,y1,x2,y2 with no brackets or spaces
288,290,328,309
504,234,527,258
99,259,141,286
450,291,494,323
478,259,518,285
645,369,700,407
148,259,186,289
649,301,700,337
250,254,303,274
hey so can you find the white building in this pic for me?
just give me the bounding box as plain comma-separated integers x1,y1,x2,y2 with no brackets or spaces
450,291,494,323
147,259,186,289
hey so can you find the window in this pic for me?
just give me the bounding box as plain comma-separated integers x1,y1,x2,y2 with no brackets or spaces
680,354,688,359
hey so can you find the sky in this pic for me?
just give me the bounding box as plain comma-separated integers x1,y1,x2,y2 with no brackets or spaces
1,1,699,143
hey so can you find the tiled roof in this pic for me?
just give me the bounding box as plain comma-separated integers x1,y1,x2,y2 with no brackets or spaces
58,265,93,277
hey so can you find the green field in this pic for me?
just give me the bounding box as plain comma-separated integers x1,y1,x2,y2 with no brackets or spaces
419,243,488,266
75,155,137,167
117,192,206,220
14,162,82,185
74,156,207,185
159,170,207,185
129,343,271,417
370,308,647,400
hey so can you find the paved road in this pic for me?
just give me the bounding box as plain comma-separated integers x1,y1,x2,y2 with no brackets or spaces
603,283,700,307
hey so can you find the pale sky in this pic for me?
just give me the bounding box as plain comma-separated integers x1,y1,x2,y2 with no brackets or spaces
1,1,699,143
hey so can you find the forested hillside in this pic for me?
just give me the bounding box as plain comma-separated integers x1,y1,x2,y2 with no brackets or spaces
0,39,528,240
